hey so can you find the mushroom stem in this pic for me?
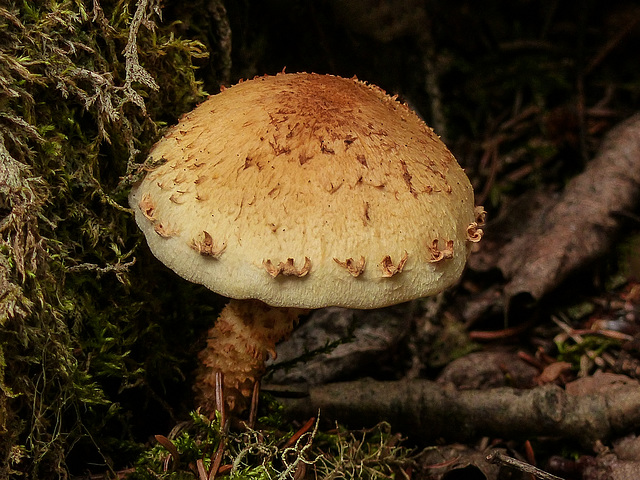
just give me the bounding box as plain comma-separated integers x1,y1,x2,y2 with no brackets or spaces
195,299,304,414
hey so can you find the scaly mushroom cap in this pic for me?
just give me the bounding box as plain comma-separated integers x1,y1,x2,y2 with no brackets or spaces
129,72,481,309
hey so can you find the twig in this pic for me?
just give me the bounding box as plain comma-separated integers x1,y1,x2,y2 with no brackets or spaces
248,380,260,429
584,14,640,76
283,417,316,449
208,440,225,480
487,451,566,480
196,459,208,480
154,434,179,472
215,371,226,428
469,318,535,341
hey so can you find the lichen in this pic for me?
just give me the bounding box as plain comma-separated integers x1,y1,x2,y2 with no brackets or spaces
128,410,414,480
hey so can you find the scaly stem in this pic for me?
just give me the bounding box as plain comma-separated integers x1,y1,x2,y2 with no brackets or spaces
195,299,304,413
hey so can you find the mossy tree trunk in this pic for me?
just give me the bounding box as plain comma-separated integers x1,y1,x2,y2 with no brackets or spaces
0,1,228,476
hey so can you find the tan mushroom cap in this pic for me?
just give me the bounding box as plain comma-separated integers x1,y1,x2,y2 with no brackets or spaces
129,72,480,309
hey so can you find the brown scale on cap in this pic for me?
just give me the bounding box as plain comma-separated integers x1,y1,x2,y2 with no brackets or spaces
428,239,455,263
466,206,487,243
380,252,409,277
128,72,484,416
334,256,366,277
263,257,311,278
153,222,177,238
190,231,226,258
139,194,155,221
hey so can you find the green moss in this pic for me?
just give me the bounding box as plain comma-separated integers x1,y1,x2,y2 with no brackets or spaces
0,0,214,477
555,334,621,371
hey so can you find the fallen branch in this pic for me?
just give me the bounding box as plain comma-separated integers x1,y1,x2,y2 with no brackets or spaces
470,113,640,303
279,376,640,446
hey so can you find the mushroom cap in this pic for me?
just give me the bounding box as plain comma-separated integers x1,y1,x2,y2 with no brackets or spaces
129,72,479,309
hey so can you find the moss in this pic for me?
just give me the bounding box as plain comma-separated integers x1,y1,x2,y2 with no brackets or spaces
0,0,216,477
129,410,414,480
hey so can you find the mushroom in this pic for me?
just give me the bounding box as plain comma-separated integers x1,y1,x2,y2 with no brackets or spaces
128,72,484,415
